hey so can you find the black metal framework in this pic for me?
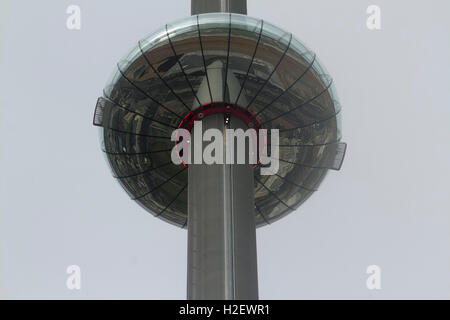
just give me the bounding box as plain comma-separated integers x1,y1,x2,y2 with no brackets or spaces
93,13,346,228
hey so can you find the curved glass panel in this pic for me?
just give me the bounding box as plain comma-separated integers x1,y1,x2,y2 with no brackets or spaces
94,13,344,228
229,16,263,106
139,24,170,53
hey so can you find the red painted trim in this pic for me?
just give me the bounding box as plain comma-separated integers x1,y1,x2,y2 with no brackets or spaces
174,102,266,168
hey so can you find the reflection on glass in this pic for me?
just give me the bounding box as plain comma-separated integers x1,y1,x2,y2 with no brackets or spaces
95,12,344,228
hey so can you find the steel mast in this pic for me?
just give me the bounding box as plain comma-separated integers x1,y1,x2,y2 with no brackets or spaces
187,0,258,300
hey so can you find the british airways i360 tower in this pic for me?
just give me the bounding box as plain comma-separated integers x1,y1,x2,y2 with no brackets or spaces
93,0,346,299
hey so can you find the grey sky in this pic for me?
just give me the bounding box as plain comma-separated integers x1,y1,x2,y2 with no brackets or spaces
0,0,449,299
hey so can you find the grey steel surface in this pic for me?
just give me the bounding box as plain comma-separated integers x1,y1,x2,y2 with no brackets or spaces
187,58,257,299
187,114,258,300
191,0,247,15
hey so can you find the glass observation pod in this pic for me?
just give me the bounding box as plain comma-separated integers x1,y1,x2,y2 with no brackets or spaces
93,13,346,228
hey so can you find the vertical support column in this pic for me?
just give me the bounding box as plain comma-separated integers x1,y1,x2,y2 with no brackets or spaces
187,0,255,299
191,0,247,15
187,114,258,300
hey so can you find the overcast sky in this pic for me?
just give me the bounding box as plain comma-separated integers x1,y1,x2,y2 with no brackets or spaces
1,0,449,299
